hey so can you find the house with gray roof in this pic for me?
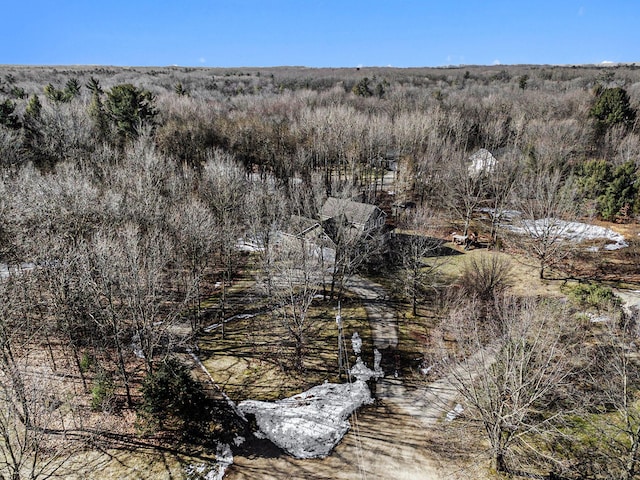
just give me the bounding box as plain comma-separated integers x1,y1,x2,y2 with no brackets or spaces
319,197,387,243
281,197,387,254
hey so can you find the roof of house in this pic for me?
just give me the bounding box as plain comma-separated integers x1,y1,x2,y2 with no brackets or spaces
287,215,322,237
468,148,497,176
320,197,384,227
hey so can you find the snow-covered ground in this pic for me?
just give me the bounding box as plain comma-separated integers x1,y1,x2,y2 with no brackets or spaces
504,218,628,250
203,313,256,333
0,262,36,279
184,443,233,480
238,380,373,459
235,239,264,253
349,357,383,382
481,208,628,250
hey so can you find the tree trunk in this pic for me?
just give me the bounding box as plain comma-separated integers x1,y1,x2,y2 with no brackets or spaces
412,274,418,316
495,451,508,473
295,337,304,372
71,342,88,393
112,327,132,408
624,428,640,480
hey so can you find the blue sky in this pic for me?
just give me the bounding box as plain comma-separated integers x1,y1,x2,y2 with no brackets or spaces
2,0,638,67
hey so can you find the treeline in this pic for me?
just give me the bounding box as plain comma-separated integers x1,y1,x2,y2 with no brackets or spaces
2,64,640,218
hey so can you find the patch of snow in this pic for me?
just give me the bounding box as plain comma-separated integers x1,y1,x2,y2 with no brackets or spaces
203,323,222,333
420,365,434,376
184,443,233,480
233,435,245,447
238,380,373,459
351,332,362,355
131,334,144,359
349,357,383,382
373,349,382,374
605,241,628,251
204,313,256,333
588,313,610,323
216,443,233,475
235,239,264,252
445,404,464,422
504,218,627,250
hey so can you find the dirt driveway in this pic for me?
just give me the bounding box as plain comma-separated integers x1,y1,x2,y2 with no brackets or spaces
228,402,449,480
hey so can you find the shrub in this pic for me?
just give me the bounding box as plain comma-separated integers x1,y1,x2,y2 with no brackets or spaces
589,86,636,132
459,253,513,303
565,282,620,311
79,353,94,373
91,371,115,411
140,357,209,434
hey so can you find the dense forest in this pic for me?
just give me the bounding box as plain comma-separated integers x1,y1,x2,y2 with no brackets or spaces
1,63,640,479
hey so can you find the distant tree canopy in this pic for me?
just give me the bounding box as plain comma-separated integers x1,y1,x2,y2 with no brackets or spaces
351,77,387,98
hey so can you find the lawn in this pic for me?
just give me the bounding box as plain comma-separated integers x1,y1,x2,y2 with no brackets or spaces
198,297,372,402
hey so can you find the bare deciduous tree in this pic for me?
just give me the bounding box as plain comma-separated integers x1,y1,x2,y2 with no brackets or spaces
393,206,444,316
441,153,487,236
268,236,322,371
510,169,579,279
458,253,513,306
575,310,640,480
201,149,248,323
447,295,577,475
168,196,216,335
245,181,288,296
484,152,521,246
0,275,79,480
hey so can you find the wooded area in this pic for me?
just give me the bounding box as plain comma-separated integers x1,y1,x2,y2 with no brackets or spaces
1,63,640,479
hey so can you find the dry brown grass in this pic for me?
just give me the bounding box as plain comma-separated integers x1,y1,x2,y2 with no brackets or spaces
199,299,371,401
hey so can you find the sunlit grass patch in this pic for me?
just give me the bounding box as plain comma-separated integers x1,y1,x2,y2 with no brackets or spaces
198,298,371,402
